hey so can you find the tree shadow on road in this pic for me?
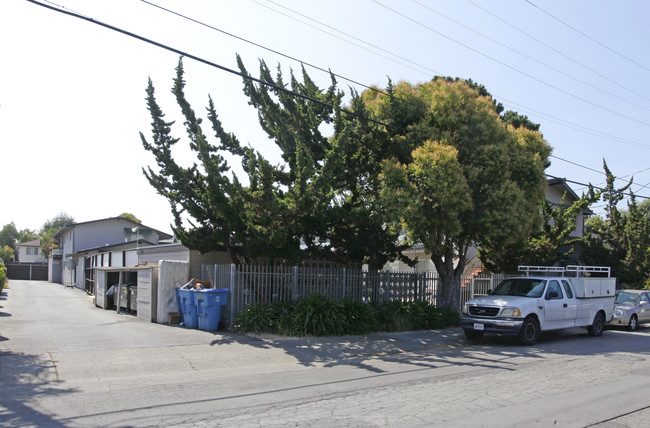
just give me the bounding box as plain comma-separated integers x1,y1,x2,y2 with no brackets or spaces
0,351,79,427
218,328,520,373
217,325,650,375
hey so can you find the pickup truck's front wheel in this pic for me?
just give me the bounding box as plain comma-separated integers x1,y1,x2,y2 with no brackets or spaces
464,329,484,341
587,312,605,337
519,317,540,346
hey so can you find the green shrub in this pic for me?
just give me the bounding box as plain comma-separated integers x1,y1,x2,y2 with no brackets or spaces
272,300,299,336
438,306,460,327
0,260,6,291
342,299,377,335
233,297,459,336
407,300,430,330
290,294,347,336
375,300,414,332
234,302,276,333
424,305,460,329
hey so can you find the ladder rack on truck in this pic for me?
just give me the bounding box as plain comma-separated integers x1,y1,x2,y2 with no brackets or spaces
518,265,611,278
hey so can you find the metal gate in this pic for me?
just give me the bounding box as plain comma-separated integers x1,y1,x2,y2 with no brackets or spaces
6,263,49,281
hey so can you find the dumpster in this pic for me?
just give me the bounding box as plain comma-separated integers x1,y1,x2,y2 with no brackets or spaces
128,285,138,312
194,288,229,331
177,288,198,329
120,285,130,310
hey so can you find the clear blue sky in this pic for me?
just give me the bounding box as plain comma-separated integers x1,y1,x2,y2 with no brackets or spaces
1,0,649,234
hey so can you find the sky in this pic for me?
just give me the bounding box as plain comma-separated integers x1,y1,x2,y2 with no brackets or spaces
1,0,649,235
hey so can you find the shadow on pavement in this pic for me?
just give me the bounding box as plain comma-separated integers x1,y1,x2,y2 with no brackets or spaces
0,351,79,427
205,324,650,375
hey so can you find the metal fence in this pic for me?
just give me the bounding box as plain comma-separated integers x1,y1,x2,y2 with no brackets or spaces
6,263,48,281
201,263,513,329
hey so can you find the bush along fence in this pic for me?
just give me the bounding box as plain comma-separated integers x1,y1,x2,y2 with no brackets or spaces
200,263,513,331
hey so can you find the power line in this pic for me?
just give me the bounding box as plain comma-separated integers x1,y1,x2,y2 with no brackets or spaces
549,155,605,175
551,157,650,195
411,0,650,114
371,0,650,129
498,96,650,150
524,0,650,74
545,174,649,200
549,156,650,197
249,0,440,78
25,0,650,197
25,0,390,128
467,0,650,104
140,0,389,96
233,0,650,150
260,0,440,77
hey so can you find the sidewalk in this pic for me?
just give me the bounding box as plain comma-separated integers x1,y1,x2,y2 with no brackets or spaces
240,328,469,364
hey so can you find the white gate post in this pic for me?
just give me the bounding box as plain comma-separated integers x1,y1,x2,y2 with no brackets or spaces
470,276,475,300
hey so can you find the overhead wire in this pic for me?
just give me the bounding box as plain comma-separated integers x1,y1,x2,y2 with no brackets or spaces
545,175,649,200
549,155,605,175
371,0,650,129
260,0,442,77
524,0,650,74
25,0,391,128
248,0,440,78
549,156,650,198
467,0,650,104
27,0,648,204
410,0,650,114
143,0,650,152
140,0,389,96
498,96,650,150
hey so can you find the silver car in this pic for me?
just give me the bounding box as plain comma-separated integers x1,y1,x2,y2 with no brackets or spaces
608,290,650,330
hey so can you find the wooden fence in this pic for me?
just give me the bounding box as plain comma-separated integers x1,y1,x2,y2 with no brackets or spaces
201,264,512,329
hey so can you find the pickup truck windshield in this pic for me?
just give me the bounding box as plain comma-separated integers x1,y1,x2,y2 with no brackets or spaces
491,278,546,298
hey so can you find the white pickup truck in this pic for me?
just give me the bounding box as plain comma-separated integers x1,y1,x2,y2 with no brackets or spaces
460,266,616,345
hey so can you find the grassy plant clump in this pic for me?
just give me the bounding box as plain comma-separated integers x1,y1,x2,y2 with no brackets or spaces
342,299,378,335
234,296,459,336
290,294,347,336
375,300,414,332
234,302,276,333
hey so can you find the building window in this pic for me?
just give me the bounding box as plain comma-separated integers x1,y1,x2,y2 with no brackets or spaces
26,247,39,256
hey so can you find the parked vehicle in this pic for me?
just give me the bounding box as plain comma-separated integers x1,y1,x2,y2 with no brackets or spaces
460,266,616,345
608,290,650,331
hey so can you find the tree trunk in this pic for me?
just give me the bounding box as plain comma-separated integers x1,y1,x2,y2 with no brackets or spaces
431,246,467,311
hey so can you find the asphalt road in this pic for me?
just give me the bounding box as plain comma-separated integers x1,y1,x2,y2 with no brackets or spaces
1,280,650,427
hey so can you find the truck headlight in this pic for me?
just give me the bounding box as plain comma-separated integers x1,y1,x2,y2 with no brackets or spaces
501,308,521,317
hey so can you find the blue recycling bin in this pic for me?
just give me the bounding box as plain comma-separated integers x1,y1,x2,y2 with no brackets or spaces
177,288,198,329
194,288,229,331
175,288,184,324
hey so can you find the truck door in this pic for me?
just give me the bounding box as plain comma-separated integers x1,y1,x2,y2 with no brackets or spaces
544,280,577,329
561,280,578,327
